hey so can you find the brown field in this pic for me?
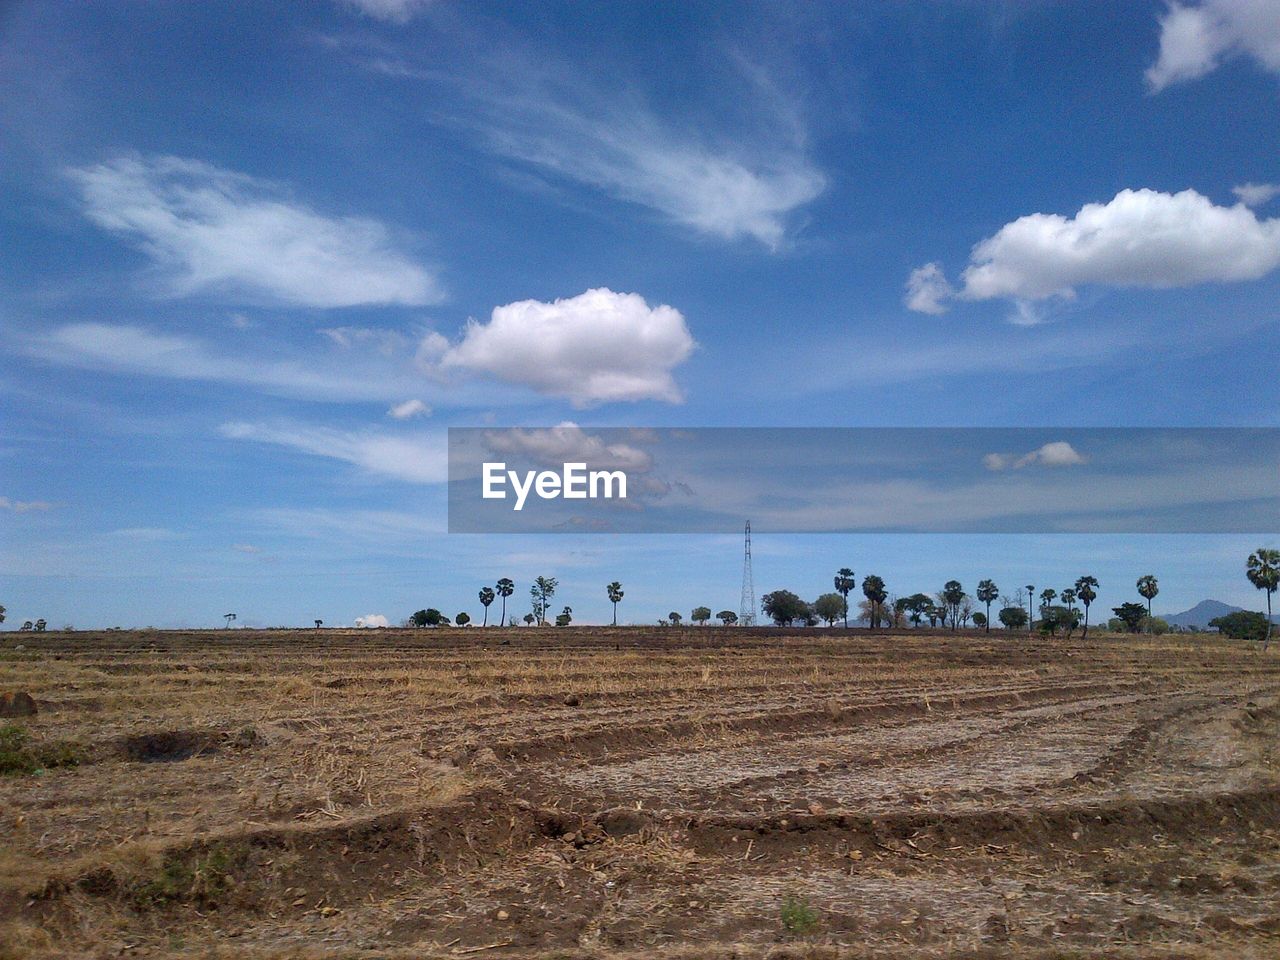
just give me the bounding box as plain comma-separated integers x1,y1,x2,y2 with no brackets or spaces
1,628,1279,960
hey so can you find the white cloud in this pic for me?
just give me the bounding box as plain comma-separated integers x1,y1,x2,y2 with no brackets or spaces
1147,0,1280,92
1233,182,1280,207
387,398,431,419
30,323,426,402
354,614,391,628
984,442,1088,472
432,288,696,406
908,188,1280,312
220,421,447,484
69,155,441,307
342,1,432,23
482,422,653,471
904,262,953,314
0,497,54,513
232,543,262,554
109,527,181,541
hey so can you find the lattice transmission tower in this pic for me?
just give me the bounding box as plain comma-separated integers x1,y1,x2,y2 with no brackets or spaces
739,520,756,626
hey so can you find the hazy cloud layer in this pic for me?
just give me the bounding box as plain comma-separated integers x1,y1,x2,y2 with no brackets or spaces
909,188,1280,313
1147,0,1280,92
482,422,653,471
0,497,55,513
429,288,696,406
70,155,441,307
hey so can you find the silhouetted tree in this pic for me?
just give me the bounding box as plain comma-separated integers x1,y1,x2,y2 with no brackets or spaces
479,586,495,626
761,590,807,626
814,593,846,626
717,610,738,625
998,606,1028,630
942,580,966,630
691,606,711,625
862,575,888,629
1075,575,1099,637
456,611,471,627
496,578,515,625
555,606,572,627
223,613,236,628
607,581,624,626
833,567,856,628
1112,602,1147,633
668,611,682,625
976,580,999,634
1136,575,1159,620
531,577,558,625
1246,547,1279,650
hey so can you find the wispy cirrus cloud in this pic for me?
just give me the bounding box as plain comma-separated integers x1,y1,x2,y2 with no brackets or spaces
340,0,432,24
219,421,447,484
68,155,442,307
0,497,55,513
907,188,1280,317
1146,0,1280,92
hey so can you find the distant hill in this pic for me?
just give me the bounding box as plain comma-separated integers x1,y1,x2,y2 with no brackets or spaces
1163,599,1279,630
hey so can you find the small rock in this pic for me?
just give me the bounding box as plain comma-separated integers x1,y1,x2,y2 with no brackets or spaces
807,803,826,816
847,849,863,861
496,909,509,921
563,693,581,707
0,691,37,718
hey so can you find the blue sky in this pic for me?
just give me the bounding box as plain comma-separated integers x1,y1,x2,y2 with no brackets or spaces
2,0,1278,628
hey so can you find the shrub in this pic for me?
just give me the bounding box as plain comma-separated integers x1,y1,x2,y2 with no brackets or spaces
0,724,83,775
780,895,819,935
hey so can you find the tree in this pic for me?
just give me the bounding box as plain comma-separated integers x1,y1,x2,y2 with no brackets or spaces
34,619,46,632
1075,575,1099,638
761,589,807,626
314,619,323,629
1060,588,1077,614
1039,605,1078,637
606,581,624,626
691,606,712,626
20,621,33,631
942,580,966,630
555,606,572,627
975,580,999,634
862,575,888,629
998,606,1028,630
1136,575,1159,621
456,611,471,627
479,586,495,626
496,578,515,625
0,605,5,624
411,609,429,627
223,612,236,628
1025,584,1034,627
717,610,738,625
668,611,682,625
425,608,444,626
972,611,987,629
1112,602,1148,633
1039,588,1057,615
531,576,558,625
1210,610,1269,641
523,613,535,626
1146,616,1169,635
833,568,856,628
1246,547,1279,650
814,593,846,626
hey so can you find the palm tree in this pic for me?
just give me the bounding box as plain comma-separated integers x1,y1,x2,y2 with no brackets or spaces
1025,585,1034,629
1246,548,1279,650
862,575,887,629
1060,588,1077,613
1039,588,1057,615
834,568,856,628
479,586,496,626
606,581,624,626
1136,575,1159,621
943,580,965,630
1075,575,1099,638
495,578,514,625
976,580,999,634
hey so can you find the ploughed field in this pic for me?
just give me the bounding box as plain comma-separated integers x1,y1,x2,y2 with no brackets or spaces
2,629,1279,959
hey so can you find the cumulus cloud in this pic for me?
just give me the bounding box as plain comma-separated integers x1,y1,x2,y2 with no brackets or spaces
482,422,653,472
0,497,54,512
1234,182,1280,207
354,614,391,628
1146,0,1280,92
69,155,441,307
904,262,954,314
431,288,696,406
387,399,431,419
220,422,447,484
984,442,1088,471
908,188,1280,313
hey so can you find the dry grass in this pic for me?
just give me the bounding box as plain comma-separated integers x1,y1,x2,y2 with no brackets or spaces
1,627,1278,958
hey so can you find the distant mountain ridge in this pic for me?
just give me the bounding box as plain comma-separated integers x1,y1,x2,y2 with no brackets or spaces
1163,599,1279,629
